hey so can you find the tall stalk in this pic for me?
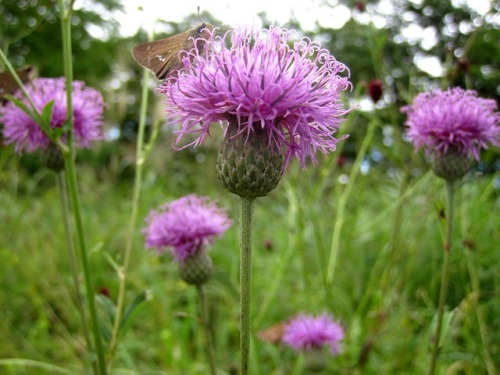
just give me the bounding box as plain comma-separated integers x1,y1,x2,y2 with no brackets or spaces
56,172,94,371
325,120,377,286
107,66,150,369
427,180,454,375
240,197,255,375
196,285,218,375
461,185,497,375
57,0,106,373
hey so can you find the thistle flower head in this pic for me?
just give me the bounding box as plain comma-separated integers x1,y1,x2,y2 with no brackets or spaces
143,195,232,262
401,87,500,160
160,26,354,169
282,313,345,356
0,78,104,153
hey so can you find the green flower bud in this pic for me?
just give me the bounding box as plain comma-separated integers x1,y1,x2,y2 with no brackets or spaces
216,122,284,198
40,143,64,172
179,250,213,285
432,148,472,182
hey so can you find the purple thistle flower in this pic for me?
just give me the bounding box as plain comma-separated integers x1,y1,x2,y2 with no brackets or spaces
143,195,232,262
0,78,104,153
159,26,354,169
283,313,345,356
401,87,500,160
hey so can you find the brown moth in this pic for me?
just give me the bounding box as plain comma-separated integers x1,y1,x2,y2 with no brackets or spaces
256,321,288,345
132,23,213,80
0,66,35,101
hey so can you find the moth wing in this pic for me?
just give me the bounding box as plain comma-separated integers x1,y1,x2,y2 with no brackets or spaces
131,23,213,80
132,34,185,80
256,322,287,345
0,66,35,101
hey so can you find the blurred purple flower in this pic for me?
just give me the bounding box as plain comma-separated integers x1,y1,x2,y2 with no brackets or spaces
283,313,345,356
0,78,104,153
160,26,354,169
401,87,500,160
143,195,232,262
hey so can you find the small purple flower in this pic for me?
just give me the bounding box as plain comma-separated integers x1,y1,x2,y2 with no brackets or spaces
143,195,232,262
401,87,500,160
283,313,345,356
0,78,104,153
160,26,354,169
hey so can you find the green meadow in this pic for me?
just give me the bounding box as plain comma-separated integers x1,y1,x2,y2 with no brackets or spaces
1,0,499,374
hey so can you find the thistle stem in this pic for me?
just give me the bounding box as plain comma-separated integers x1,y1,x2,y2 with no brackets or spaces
240,197,255,375
196,285,218,375
63,151,106,375
57,1,106,373
464,249,497,375
428,180,454,375
107,58,150,371
461,186,497,375
326,120,377,286
56,172,94,371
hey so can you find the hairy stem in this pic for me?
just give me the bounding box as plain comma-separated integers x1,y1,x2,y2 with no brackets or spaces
57,1,106,373
240,197,255,375
56,172,94,371
196,285,218,375
107,66,150,370
428,180,454,375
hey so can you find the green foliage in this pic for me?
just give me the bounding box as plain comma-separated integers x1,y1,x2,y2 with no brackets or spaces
0,0,499,374
1,131,499,373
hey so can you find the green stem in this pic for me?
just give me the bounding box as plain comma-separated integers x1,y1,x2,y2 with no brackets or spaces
240,197,255,375
325,120,377,286
107,59,150,371
56,172,95,372
380,171,410,297
464,251,497,375
196,285,218,375
63,152,106,375
354,170,410,318
254,181,297,327
461,186,497,375
57,1,106,373
428,180,454,375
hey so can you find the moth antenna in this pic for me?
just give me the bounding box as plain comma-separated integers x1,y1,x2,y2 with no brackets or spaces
197,6,205,23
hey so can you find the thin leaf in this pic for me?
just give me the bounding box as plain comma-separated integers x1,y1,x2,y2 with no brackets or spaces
104,252,121,273
4,95,40,122
95,294,116,342
96,293,117,323
40,100,55,128
0,359,79,375
119,290,150,337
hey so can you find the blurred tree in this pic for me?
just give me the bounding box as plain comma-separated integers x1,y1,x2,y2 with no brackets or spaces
314,0,499,168
319,0,499,101
0,0,124,86
1,0,497,170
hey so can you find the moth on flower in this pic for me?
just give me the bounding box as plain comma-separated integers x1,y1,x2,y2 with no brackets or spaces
160,25,355,170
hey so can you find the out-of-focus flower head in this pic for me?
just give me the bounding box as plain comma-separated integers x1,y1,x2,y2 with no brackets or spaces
143,194,232,262
367,78,383,103
282,313,345,356
0,78,104,153
355,1,366,12
160,25,354,170
401,87,500,160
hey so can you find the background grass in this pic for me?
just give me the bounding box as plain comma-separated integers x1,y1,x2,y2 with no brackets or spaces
0,117,498,374
1,0,499,372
